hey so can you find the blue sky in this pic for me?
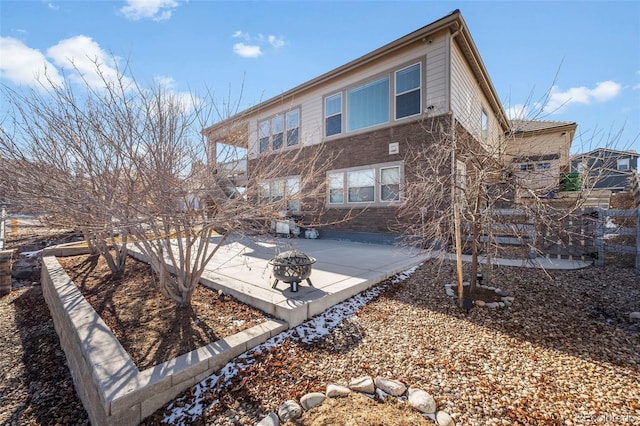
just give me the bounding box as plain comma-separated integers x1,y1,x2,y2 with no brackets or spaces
1,1,639,153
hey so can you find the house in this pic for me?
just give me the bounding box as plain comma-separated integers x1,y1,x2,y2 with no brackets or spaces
571,148,639,191
203,10,522,243
505,119,577,191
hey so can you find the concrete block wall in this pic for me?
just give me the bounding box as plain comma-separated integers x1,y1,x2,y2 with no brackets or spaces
42,254,287,425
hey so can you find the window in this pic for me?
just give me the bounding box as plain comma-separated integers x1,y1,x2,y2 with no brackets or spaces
348,169,375,202
520,163,534,171
286,109,299,146
481,110,488,140
380,166,400,201
259,121,270,153
328,173,344,204
258,177,301,212
536,162,551,170
257,108,300,153
327,162,402,206
325,93,342,137
617,158,630,171
395,63,421,119
272,115,284,150
347,77,389,131
258,182,270,204
577,162,587,173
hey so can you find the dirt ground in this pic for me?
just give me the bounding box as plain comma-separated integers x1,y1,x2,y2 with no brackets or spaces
56,252,272,370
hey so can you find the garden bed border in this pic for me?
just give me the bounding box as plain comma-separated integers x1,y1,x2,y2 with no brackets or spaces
41,246,287,426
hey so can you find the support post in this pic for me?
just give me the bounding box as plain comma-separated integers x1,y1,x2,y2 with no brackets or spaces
595,207,605,267
454,203,464,308
636,205,640,272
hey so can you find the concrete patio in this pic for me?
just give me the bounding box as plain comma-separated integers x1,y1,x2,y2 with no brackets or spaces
193,236,428,327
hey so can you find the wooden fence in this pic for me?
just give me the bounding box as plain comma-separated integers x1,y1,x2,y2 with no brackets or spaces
594,206,640,270
630,173,640,207
466,206,640,271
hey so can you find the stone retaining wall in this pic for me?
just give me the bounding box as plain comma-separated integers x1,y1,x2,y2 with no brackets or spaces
41,252,287,425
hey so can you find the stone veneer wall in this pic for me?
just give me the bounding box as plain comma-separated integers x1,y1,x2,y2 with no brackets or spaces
41,248,287,426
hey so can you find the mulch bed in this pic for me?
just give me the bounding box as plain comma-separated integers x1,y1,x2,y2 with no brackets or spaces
56,252,272,370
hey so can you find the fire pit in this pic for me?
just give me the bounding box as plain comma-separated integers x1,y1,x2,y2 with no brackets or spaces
269,250,316,292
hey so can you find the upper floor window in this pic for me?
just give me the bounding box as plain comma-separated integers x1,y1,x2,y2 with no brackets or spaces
347,77,389,132
258,107,300,153
325,93,342,137
286,109,300,147
324,61,424,137
395,63,421,119
617,158,629,171
481,109,488,140
520,163,534,171
536,162,551,170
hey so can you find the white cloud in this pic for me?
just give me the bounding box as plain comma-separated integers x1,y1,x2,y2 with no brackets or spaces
47,2,59,10
232,30,249,40
119,0,179,21
267,35,285,48
505,104,530,120
153,75,202,113
0,37,64,88
46,35,132,90
632,83,640,91
233,43,262,58
543,81,622,114
231,31,285,58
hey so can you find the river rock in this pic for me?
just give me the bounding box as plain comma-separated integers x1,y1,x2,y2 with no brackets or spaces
277,400,302,422
256,412,279,426
326,384,351,397
408,387,436,413
300,392,325,410
349,376,375,394
374,377,407,396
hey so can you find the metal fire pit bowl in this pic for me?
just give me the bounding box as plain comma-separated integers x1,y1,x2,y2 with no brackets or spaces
269,250,316,292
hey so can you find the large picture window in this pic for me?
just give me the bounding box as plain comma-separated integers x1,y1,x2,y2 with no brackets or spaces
325,93,342,137
395,63,421,119
347,77,389,132
258,107,300,153
347,169,375,203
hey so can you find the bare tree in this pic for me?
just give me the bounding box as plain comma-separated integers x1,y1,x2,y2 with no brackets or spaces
397,107,633,303
0,61,338,308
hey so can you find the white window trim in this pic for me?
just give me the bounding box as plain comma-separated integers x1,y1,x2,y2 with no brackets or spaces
257,107,301,154
323,59,425,139
326,161,404,208
617,158,630,171
258,175,302,213
324,93,343,138
394,62,422,121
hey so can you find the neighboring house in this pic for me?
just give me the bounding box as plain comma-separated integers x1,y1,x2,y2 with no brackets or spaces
571,148,639,191
203,10,525,242
505,119,577,191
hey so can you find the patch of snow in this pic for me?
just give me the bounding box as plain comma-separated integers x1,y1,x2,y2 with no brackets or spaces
21,250,43,258
162,264,421,425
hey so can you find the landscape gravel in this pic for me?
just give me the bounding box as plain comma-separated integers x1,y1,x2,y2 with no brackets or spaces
1,242,639,425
